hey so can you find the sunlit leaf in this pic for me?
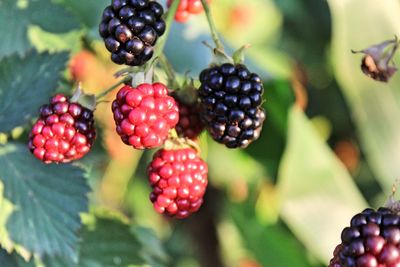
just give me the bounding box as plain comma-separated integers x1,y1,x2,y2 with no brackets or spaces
277,107,367,263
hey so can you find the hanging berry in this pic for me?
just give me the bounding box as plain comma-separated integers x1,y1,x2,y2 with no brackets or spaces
28,94,96,164
198,62,266,148
99,0,166,66
112,83,179,149
330,207,400,266
167,0,210,23
147,146,208,219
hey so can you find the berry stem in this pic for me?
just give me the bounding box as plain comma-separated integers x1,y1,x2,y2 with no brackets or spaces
153,0,180,59
96,77,130,100
159,53,179,89
200,0,224,50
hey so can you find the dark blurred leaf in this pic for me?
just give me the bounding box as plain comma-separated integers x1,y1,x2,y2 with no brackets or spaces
62,0,110,29
0,143,89,261
43,213,168,267
246,80,294,179
0,51,68,132
0,249,34,267
0,0,79,58
29,0,79,33
230,195,312,267
277,108,367,263
131,226,170,267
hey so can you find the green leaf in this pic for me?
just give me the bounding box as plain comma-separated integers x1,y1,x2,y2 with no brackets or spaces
327,0,400,192
29,0,79,33
0,249,34,267
43,213,168,267
62,0,110,29
277,107,367,263
0,0,78,58
0,143,90,261
0,51,68,132
230,198,314,267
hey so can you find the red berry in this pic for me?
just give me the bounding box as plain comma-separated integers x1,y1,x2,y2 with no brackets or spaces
172,95,204,139
147,148,208,219
28,94,96,164
187,0,204,14
167,0,210,23
112,83,179,150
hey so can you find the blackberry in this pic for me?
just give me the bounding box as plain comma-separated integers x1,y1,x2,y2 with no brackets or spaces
329,207,400,267
198,63,265,148
99,0,166,66
28,94,96,164
148,147,208,219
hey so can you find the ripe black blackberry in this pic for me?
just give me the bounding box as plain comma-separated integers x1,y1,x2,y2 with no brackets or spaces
99,0,166,66
329,207,400,267
198,63,265,148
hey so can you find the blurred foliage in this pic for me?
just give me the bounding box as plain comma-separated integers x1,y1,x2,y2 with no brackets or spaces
0,0,397,266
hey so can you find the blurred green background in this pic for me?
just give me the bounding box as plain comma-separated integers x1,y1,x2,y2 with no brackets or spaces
1,0,400,266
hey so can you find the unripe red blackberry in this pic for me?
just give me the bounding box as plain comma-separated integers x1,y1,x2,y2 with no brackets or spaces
112,83,179,149
167,0,210,23
147,147,208,219
99,0,166,66
28,94,96,164
329,207,400,267
198,63,266,148
171,93,204,140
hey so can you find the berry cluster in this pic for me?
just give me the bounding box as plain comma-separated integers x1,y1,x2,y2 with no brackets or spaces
172,93,205,139
99,0,166,66
148,147,208,218
330,207,400,267
28,94,96,164
167,0,209,23
112,83,179,149
198,63,265,148
27,0,267,221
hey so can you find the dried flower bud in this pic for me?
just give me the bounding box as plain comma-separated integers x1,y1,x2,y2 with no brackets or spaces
352,37,399,82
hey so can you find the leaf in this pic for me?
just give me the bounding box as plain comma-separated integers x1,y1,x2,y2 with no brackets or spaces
327,0,400,192
0,0,78,58
131,226,170,266
277,107,367,263
0,249,34,267
43,212,168,267
29,0,79,33
207,141,265,187
0,143,90,261
62,0,110,29
0,51,68,132
230,198,312,267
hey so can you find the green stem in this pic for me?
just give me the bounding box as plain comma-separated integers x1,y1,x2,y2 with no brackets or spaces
200,0,224,50
153,0,180,59
159,53,179,89
96,78,129,100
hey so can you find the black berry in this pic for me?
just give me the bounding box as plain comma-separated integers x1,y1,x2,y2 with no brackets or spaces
198,63,265,148
99,0,165,66
329,207,400,267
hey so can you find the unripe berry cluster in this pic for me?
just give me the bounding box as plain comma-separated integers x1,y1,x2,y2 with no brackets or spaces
148,148,208,218
112,83,179,149
29,94,96,164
